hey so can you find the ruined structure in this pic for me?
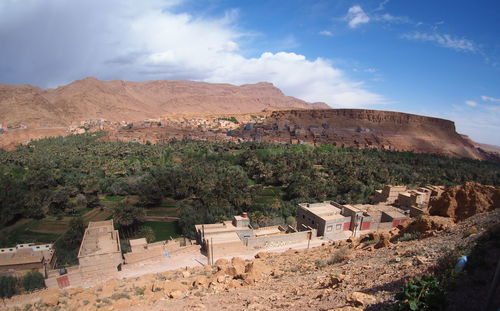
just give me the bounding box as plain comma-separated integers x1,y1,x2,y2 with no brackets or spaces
0,243,56,277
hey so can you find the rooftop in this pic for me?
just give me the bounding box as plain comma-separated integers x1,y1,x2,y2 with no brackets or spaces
299,202,342,217
0,243,54,266
195,220,251,235
129,238,147,247
208,231,242,245
78,220,121,258
253,226,284,237
322,214,348,221
383,210,408,220
0,253,44,266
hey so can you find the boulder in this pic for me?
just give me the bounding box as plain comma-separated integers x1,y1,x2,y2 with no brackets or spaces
347,291,377,307
193,275,208,288
402,215,454,236
245,260,272,279
170,290,183,299
162,280,188,296
41,288,60,306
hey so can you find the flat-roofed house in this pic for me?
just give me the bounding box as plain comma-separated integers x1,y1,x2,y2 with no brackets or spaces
372,185,407,204
77,220,122,276
0,243,56,277
195,214,254,263
297,202,351,239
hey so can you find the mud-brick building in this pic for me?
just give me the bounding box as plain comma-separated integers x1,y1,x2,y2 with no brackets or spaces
0,243,56,277
77,220,123,277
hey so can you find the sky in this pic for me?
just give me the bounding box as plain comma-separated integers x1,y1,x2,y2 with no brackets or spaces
0,0,499,145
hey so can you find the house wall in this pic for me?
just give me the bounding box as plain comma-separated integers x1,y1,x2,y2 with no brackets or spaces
207,240,246,263
78,252,122,275
0,263,45,277
245,229,317,249
124,245,199,264
323,217,350,239
297,207,326,235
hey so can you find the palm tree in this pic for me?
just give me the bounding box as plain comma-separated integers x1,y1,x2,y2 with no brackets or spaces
112,201,145,237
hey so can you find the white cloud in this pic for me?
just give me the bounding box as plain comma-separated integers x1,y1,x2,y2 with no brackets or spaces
206,52,387,107
0,0,387,108
319,30,333,36
481,95,500,103
465,100,478,107
375,0,390,12
345,6,370,29
402,32,477,52
375,13,411,24
446,108,500,145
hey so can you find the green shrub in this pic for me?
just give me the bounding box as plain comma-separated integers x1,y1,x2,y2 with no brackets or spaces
397,232,421,242
314,260,327,269
134,286,145,296
21,271,45,292
136,226,155,243
327,247,351,265
393,275,446,311
110,292,130,300
0,275,18,299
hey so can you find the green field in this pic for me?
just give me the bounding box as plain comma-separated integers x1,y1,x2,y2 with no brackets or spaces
251,186,284,210
101,196,126,202
81,208,112,223
1,208,113,246
143,221,181,242
2,220,60,245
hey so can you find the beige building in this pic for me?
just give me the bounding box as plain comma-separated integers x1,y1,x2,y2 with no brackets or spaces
0,243,56,277
124,237,198,264
77,220,123,275
297,201,410,238
372,185,407,204
195,213,317,263
297,202,351,239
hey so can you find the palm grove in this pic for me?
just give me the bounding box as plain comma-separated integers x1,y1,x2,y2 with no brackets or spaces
1,133,499,266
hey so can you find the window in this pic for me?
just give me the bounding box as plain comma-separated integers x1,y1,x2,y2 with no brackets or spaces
326,225,333,232
336,224,342,230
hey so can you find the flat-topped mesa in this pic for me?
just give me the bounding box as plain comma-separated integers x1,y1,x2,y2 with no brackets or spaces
268,109,457,133
235,108,482,159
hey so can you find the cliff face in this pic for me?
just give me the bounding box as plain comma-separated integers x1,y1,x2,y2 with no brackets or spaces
232,109,484,159
429,182,500,221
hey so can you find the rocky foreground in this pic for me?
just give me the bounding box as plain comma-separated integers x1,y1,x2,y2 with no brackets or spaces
3,208,499,311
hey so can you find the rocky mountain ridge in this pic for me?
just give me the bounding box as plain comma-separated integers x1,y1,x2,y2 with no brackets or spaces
0,78,328,127
0,78,497,160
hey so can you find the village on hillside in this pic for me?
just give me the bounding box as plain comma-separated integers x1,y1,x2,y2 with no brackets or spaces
0,185,444,290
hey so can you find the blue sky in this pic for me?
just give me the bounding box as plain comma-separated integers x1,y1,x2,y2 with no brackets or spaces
0,0,499,144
